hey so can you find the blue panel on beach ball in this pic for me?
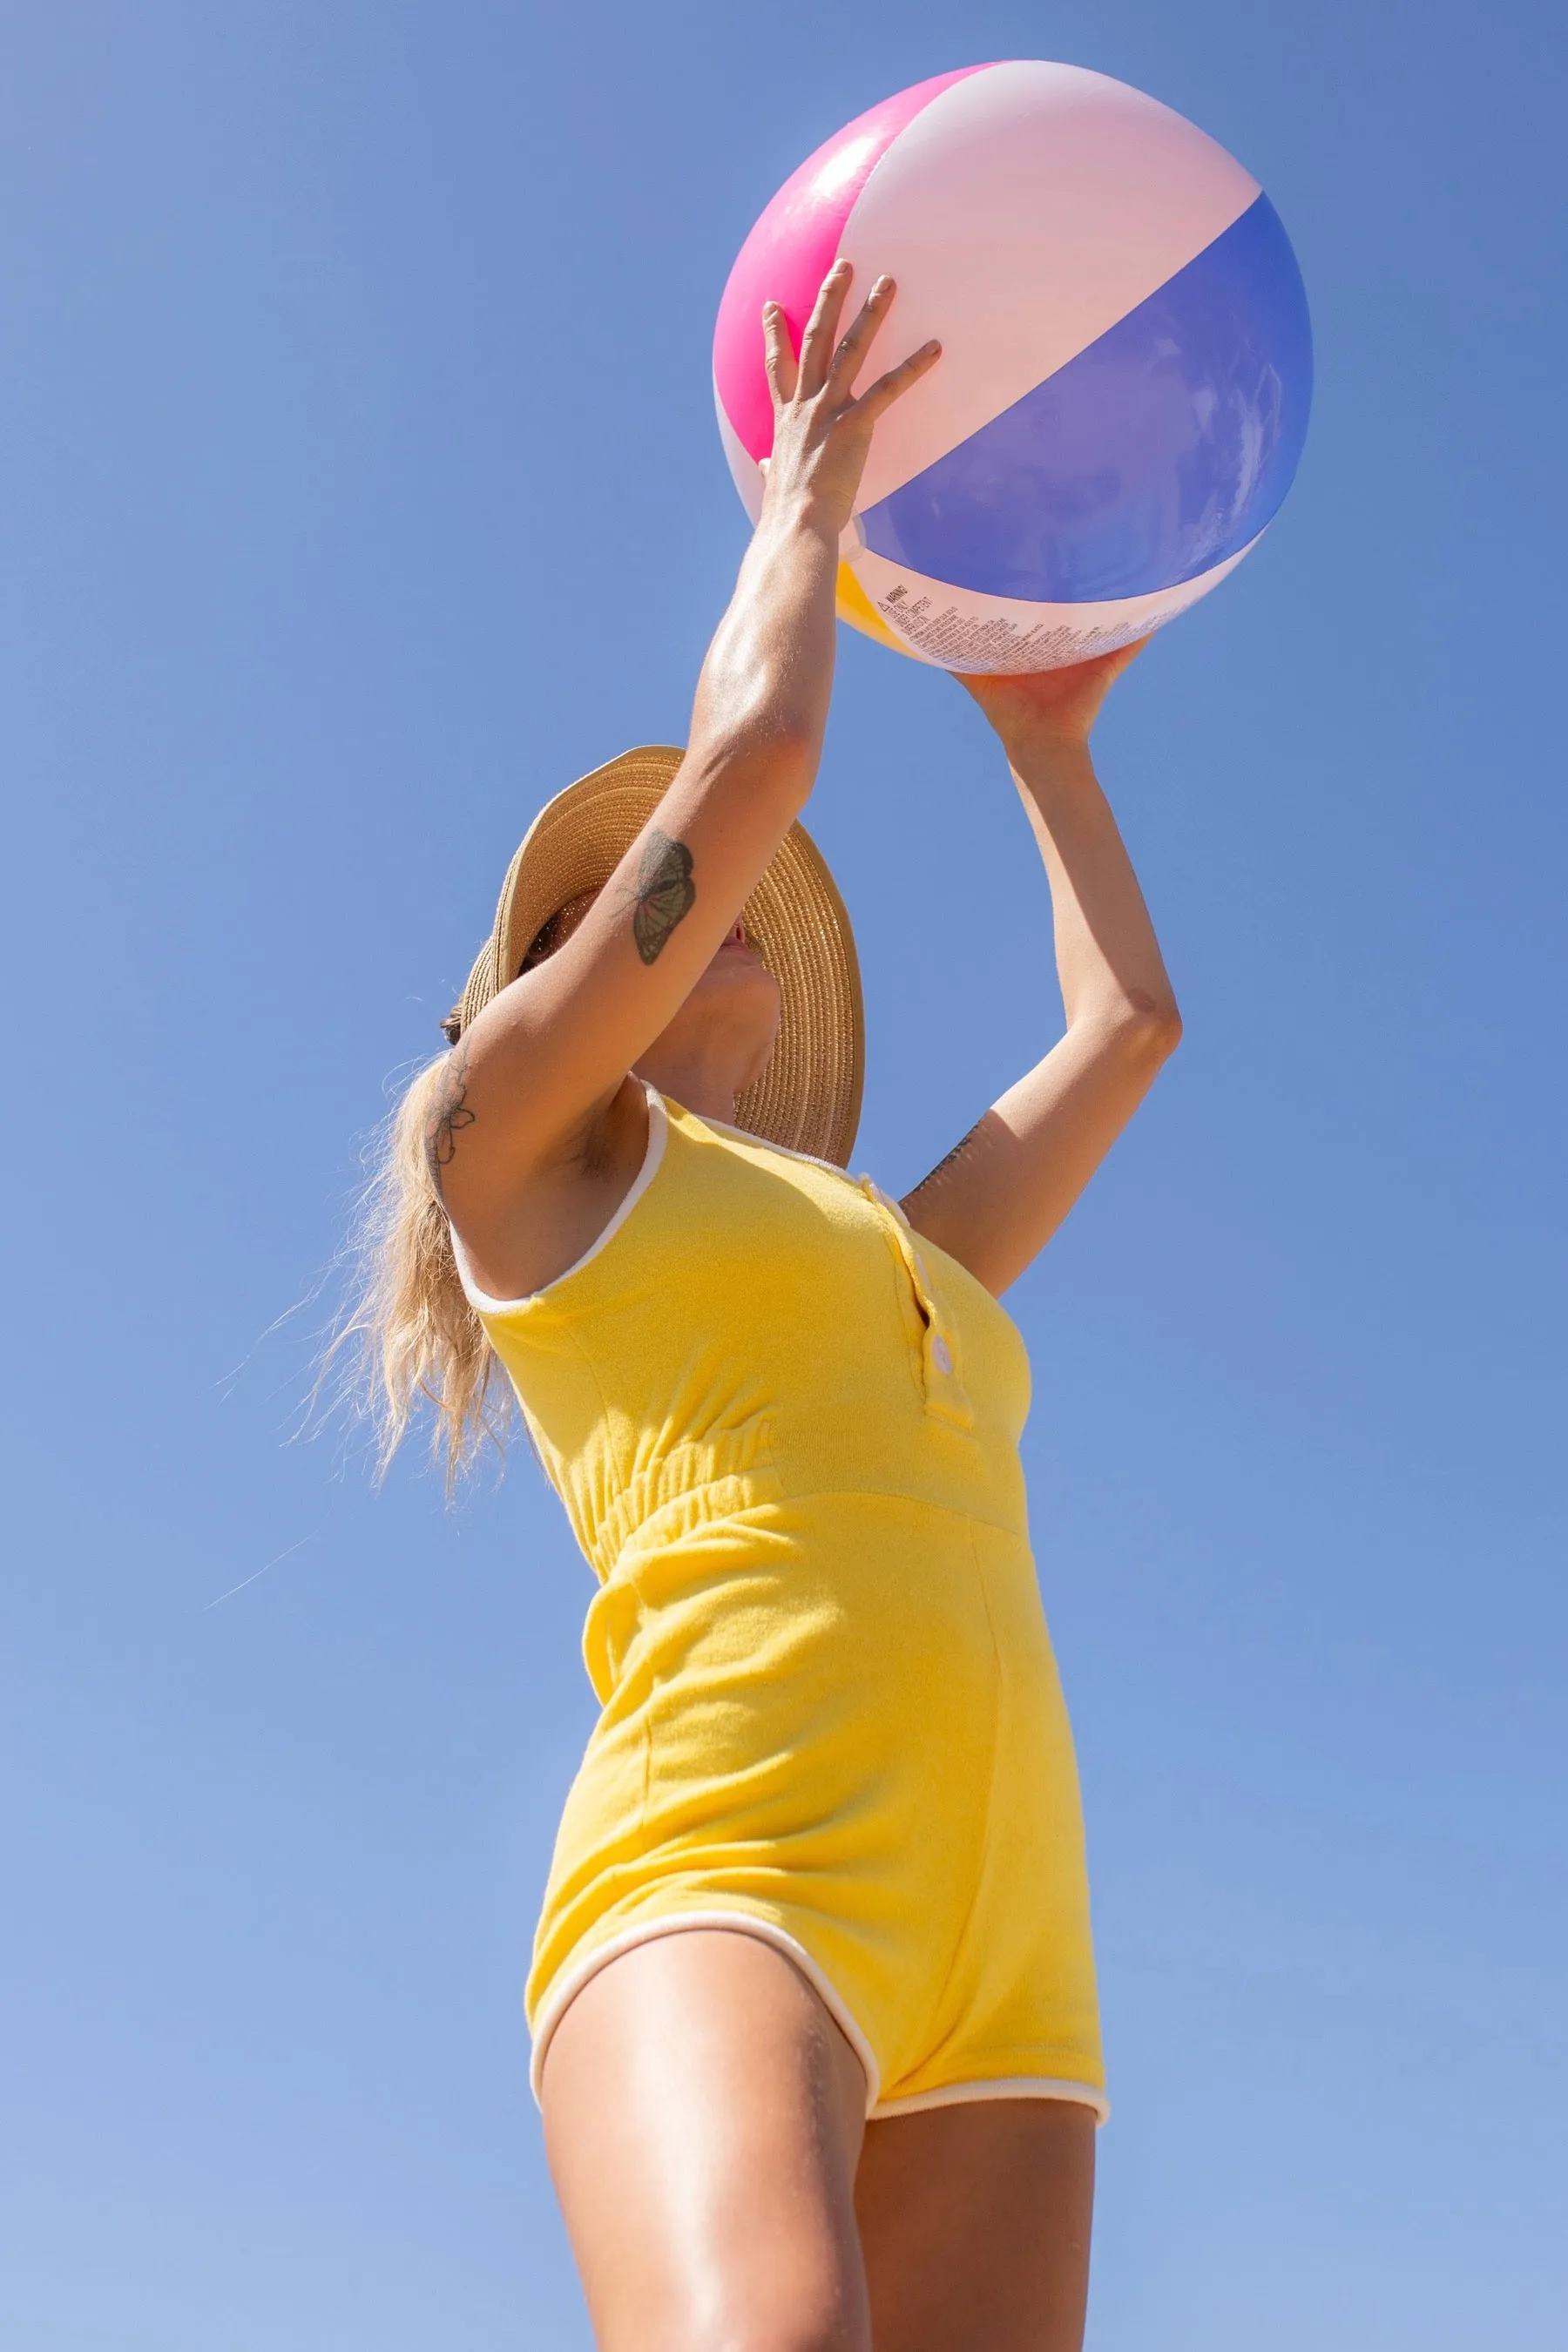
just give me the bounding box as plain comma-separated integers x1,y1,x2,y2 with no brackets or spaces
858,194,1313,605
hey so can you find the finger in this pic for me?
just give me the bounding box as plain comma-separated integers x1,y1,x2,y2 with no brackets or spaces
761,301,798,406
826,274,896,394
795,259,854,395
849,337,942,423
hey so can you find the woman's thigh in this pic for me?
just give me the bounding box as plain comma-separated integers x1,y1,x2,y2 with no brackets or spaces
541,1927,872,2352
855,2099,1097,2352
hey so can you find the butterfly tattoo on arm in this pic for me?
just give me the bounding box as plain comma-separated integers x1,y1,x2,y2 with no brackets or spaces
630,828,696,966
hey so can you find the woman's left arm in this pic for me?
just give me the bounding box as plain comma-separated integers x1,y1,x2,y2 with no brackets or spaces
900,645,1182,1296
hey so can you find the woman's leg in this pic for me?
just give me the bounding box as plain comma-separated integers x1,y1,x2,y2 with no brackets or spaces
541,1927,873,2352
855,2099,1097,2352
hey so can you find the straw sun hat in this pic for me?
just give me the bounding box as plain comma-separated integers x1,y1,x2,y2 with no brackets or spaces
443,747,865,1168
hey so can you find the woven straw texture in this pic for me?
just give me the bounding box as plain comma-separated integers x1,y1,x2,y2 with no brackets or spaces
449,748,864,1168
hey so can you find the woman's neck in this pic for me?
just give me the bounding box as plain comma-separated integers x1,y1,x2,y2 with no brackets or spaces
632,1044,741,1125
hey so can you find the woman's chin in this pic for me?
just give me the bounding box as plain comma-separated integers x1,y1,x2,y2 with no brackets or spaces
694,957,780,1015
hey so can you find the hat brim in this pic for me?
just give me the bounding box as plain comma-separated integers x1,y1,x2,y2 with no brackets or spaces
449,747,865,1167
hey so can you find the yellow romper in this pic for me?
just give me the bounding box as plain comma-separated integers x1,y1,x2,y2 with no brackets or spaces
456,1088,1105,2121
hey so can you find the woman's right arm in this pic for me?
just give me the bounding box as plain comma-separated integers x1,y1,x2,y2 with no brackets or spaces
429,262,937,1240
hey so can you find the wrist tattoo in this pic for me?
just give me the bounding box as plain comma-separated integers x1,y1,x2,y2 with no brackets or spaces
424,1042,476,1193
630,828,696,965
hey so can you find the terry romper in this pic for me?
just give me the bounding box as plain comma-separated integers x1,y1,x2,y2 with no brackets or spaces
456,1087,1106,2121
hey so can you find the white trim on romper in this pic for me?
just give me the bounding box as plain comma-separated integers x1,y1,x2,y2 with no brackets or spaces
873,2076,1110,2126
449,1085,668,1313
693,1108,915,1232
693,1106,868,1188
528,1909,883,2112
528,1910,1110,2127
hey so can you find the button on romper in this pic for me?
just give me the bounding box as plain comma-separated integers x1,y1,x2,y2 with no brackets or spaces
456,1089,1106,2120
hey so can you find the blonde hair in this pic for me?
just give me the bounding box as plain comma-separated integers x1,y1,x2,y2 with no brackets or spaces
326,1052,512,1490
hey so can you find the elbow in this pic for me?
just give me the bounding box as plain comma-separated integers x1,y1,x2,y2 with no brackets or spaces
1142,997,1184,1059
1105,993,1183,1065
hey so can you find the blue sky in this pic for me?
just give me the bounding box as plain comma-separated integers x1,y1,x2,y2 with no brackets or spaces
2,3,1564,2346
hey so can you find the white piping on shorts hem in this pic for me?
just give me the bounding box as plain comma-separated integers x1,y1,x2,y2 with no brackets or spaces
528,1909,883,2112
449,1085,667,1312
872,2075,1110,2126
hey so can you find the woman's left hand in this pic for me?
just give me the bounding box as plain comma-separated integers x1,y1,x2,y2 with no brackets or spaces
902,630,1179,1296
956,637,1148,751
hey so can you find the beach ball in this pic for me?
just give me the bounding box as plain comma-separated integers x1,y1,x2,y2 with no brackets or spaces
713,62,1312,672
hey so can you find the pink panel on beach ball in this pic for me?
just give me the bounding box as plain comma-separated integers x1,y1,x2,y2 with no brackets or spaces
712,65,988,465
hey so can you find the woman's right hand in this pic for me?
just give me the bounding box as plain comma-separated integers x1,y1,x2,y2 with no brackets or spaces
430,267,936,1300
759,261,940,537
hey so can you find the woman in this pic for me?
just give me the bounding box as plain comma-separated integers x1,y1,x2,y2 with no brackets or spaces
353,261,1179,2350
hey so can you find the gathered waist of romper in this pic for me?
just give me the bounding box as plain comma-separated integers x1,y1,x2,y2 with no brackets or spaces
592,1476,1034,1588
565,1421,1027,1571
578,1484,1040,1708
